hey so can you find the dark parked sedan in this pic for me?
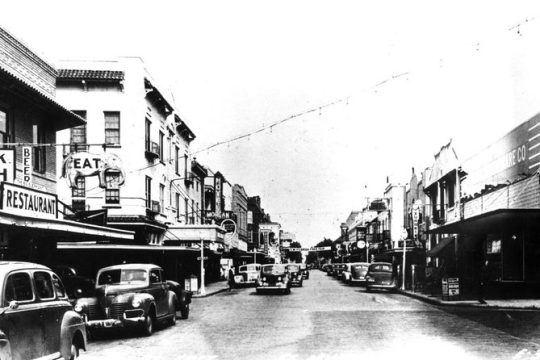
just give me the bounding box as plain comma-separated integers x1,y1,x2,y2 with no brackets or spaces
349,262,370,286
286,264,303,287
365,262,398,292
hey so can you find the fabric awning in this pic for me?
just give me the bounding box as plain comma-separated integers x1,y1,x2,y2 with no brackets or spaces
426,237,455,257
0,210,134,241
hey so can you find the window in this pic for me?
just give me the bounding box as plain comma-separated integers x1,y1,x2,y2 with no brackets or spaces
5,272,34,303
190,199,195,224
104,111,120,146
145,176,152,208
0,110,7,145
52,274,67,298
167,136,172,163
176,193,180,220
70,111,87,152
105,172,121,204
175,146,180,175
145,118,151,151
34,271,55,299
196,180,199,191
72,177,85,198
159,131,164,160
159,184,165,212
184,198,188,221
150,269,161,284
32,124,46,173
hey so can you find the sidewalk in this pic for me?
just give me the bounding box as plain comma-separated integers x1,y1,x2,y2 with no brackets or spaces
192,280,229,298
399,289,540,310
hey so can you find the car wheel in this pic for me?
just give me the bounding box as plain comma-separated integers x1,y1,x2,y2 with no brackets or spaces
180,304,190,320
142,313,154,336
169,306,177,326
69,342,79,360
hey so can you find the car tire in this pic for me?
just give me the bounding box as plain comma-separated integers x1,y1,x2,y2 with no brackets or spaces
169,306,177,326
142,312,154,336
180,304,190,320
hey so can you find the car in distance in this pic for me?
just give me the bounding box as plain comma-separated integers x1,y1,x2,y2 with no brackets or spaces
234,264,261,287
256,264,291,294
300,263,310,279
0,261,87,359
332,263,347,278
325,264,334,276
348,263,370,286
365,262,398,292
74,263,178,336
286,264,303,287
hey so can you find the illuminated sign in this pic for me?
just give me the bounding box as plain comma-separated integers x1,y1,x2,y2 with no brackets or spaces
0,182,57,219
62,152,125,188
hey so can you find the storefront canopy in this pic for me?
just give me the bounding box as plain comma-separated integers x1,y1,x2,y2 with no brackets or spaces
57,243,199,252
0,210,134,241
427,209,540,235
426,236,455,257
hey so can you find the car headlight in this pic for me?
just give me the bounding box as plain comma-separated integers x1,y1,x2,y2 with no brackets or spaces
277,276,282,282
262,277,266,281
132,298,142,308
74,303,84,312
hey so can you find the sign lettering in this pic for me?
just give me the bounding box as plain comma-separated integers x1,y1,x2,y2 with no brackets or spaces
22,147,32,184
0,149,14,183
1,183,57,219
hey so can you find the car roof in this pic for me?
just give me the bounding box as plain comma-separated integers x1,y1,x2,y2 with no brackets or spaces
370,262,392,266
0,261,51,272
98,263,161,272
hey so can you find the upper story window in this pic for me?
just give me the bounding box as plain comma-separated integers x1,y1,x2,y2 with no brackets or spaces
104,111,120,146
159,131,164,160
0,109,13,147
70,111,87,152
32,124,46,173
159,183,165,212
105,172,121,204
145,118,151,152
72,177,85,198
145,176,152,209
175,146,180,175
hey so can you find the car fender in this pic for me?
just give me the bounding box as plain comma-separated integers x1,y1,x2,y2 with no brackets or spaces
60,309,87,359
0,330,12,360
167,291,177,312
130,293,155,315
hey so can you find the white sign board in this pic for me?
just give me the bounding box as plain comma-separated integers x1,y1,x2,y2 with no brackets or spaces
0,149,15,183
22,147,32,185
0,183,57,219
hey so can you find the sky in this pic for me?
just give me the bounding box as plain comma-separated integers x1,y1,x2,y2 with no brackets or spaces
1,1,540,246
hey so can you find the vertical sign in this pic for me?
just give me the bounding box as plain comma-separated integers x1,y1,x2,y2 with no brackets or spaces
0,149,15,183
214,175,222,217
22,147,32,185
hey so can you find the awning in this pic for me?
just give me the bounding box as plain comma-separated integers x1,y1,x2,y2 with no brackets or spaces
57,243,198,252
427,209,540,235
0,210,134,241
426,237,455,257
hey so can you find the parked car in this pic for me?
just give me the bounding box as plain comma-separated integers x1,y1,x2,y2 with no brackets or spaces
165,280,192,319
365,262,398,292
341,263,354,282
286,264,303,287
52,265,95,305
256,264,291,294
349,262,370,286
332,264,346,278
300,264,310,279
234,263,261,286
73,263,178,336
325,264,334,276
0,261,87,359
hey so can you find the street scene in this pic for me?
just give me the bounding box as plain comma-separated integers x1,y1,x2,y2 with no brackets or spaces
1,1,540,359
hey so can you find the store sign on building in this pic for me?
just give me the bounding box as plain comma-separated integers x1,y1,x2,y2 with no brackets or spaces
0,183,57,220
0,149,15,183
214,176,222,216
62,152,125,188
22,147,32,185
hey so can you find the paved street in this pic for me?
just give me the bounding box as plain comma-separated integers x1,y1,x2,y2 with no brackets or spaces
83,271,540,360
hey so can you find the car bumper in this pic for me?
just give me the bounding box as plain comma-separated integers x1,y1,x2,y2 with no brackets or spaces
350,278,367,285
85,311,146,328
290,279,303,286
257,283,288,290
366,283,397,290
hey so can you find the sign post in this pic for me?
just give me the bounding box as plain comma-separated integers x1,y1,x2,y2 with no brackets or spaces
400,228,408,290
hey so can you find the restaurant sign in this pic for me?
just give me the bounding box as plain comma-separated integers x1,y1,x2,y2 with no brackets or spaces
0,182,57,220
62,152,125,188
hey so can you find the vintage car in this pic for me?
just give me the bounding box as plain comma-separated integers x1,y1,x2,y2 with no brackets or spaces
53,265,95,305
256,264,291,294
365,262,398,292
165,280,192,319
74,263,178,336
324,264,334,275
332,264,347,278
300,264,310,279
234,264,261,286
0,261,87,359
286,264,303,287
348,262,370,286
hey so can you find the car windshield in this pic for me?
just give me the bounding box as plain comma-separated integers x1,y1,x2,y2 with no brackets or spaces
352,265,368,271
98,269,148,285
287,265,300,272
369,264,392,272
261,265,286,275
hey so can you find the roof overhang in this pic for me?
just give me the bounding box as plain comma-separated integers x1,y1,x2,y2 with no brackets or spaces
427,208,540,235
0,211,134,241
57,243,198,252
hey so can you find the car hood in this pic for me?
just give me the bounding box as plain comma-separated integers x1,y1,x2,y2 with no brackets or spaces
96,284,148,297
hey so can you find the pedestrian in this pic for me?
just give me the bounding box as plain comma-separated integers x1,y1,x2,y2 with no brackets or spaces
228,267,235,291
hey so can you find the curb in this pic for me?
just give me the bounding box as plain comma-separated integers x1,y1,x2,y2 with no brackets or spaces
398,290,540,311
192,287,229,298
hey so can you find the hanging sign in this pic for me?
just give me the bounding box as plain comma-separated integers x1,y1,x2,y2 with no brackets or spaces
22,147,32,185
0,182,57,219
62,152,125,188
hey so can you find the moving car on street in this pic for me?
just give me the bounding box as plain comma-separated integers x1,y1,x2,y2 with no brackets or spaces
348,262,370,286
286,264,303,287
365,262,398,292
256,264,291,294
300,263,310,279
0,262,87,359
74,263,178,336
234,263,261,287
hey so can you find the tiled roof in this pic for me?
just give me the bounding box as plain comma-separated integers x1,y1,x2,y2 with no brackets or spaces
58,69,124,81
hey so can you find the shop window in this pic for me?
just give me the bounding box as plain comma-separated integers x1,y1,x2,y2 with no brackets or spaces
32,124,46,173
5,272,33,303
145,176,152,208
104,111,120,146
105,172,121,204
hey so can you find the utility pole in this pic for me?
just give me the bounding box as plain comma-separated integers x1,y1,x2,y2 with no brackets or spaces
199,233,206,296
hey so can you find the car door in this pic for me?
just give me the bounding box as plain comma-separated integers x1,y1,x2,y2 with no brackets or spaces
147,269,167,317
33,270,63,357
1,270,45,360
